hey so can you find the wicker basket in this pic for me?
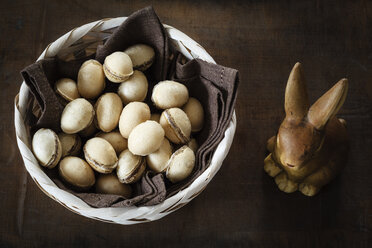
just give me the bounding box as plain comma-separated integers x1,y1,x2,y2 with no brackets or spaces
14,17,237,225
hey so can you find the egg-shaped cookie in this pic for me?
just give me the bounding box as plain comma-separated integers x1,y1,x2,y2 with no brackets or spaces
61,98,94,134
77,59,105,99
160,108,191,144
94,93,123,132
151,80,189,109
117,70,148,104
58,156,95,190
58,133,81,157
118,102,150,138
83,137,118,173
32,128,62,169
55,78,80,102
146,138,172,173
116,149,146,184
182,97,204,132
124,44,155,71
103,51,133,83
96,131,127,155
187,138,199,154
95,174,132,198
128,120,165,156
166,146,195,183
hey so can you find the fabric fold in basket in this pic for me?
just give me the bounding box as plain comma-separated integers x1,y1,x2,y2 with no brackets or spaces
19,6,239,207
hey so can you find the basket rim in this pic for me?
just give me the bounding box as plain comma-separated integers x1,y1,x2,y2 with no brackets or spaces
14,16,237,224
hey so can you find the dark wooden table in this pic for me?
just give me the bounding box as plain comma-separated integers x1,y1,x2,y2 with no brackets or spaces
1,0,371,247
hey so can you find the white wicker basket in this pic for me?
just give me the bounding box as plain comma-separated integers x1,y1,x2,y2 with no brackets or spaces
14,17,237,225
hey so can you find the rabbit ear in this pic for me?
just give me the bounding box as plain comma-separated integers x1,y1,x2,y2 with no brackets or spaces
308,79,348,130
284,62,309,120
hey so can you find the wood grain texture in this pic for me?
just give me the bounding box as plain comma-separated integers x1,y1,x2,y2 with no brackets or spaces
1,0,371,247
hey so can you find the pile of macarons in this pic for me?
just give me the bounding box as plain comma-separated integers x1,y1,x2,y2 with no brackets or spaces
31,44,204,198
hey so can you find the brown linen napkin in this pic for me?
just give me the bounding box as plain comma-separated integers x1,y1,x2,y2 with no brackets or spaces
21,59,63,131
20,6,239,207
166,54,239,196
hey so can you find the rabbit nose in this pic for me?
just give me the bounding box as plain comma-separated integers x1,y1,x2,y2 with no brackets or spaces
286,163,295,168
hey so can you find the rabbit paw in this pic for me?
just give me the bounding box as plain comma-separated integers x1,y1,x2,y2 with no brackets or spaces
275,172,298,193
264,153,282,177
299,183,320,196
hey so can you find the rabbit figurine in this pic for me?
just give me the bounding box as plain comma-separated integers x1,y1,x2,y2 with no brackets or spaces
264,62,349,196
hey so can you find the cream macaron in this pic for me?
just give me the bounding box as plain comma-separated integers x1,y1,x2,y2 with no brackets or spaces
151,80,189,109
117,70,148,104
96,131,127,155
182,97,204,132
83,137,118,173
124,44,155,71
32,128,62,169
187,138,199,154
94,93,123,132
166,146,195,183
128,120,165,156
57,133,81,158
77,59,105,99
118,102,150,138
116,149,146,184
61,98,94,134
55,78,80,102
146,138,172,173
59,156,95,190
95,174,132,198
160,108,191,144
103,51,133,83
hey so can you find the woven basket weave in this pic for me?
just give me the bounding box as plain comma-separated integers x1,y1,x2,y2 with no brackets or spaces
14,17,237,225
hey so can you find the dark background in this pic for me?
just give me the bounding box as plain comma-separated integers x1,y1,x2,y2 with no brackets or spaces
1,0,371,247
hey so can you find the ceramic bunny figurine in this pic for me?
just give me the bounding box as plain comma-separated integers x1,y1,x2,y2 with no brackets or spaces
264,62,349,196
